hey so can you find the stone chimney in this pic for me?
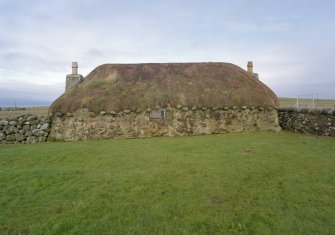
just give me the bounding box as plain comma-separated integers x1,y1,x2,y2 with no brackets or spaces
247,61,253,74
247,61,259,80
72,62,78,75
66,62,83,92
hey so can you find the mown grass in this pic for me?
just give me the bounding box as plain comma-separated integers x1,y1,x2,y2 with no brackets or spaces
0,132,334,234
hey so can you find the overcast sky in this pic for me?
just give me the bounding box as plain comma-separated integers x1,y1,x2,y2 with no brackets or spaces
0,0,334,106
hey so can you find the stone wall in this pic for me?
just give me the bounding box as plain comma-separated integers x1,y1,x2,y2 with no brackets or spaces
0,115,51,145
50,107,281,141
66,74,83,92
278,108,335,137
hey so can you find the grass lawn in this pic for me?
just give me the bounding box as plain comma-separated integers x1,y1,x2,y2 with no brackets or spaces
0,131,334,234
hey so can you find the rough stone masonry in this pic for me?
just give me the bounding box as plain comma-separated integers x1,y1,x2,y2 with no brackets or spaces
49,106,281,141
278,108,335,137
0,115,51,144
65,62,84,92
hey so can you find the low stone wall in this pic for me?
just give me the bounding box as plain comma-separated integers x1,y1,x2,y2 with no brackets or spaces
0,115,51,145
278,108,335,137
50,107,281,141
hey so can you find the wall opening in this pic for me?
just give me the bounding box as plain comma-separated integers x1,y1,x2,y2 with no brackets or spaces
150,109,166,119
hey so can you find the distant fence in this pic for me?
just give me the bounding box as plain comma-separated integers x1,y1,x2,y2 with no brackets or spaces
0,101,51,108
279,97,335,109
294,94,315,109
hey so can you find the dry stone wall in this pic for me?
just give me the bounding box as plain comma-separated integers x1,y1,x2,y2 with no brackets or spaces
0,115,51,145
50,107,281,141
278,108,335,137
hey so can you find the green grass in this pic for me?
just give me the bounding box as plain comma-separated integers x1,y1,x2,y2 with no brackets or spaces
279,97,335,109
1,132,335,234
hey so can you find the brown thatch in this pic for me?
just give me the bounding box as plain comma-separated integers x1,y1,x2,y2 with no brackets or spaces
50,62,279,113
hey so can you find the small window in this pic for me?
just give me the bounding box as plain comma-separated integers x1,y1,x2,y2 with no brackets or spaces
150,109,166,119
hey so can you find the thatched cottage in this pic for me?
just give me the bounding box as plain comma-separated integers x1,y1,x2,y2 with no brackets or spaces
49,62,280,141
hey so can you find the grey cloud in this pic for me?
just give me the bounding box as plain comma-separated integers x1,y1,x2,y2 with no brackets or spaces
0,81,64,106
0,0,334,102
274,80,335,99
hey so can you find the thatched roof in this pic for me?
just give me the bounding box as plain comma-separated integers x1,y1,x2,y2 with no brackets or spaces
50,62,279,113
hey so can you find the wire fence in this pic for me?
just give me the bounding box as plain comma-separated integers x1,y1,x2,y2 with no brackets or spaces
279,97,335,109
0,101,51,109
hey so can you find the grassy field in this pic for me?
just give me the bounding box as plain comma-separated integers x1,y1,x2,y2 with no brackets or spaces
0,106,49,119
279,97,335,109
0,132,334,234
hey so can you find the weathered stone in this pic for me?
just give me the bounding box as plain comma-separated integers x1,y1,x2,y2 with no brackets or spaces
55,112,63,117
38,136,47,142
182,107,189,111
26,136,37,144
0,120,8,126
123,110,131,114
25,132,32,137
27,116,37,121
9,120,17,126
191,106,197,111
278,109,335,137
241,106,247,110
23,125,30,131
32,129,44,136
6,134,16,141
40,123,49,131
66,74,84,92
176,105,182,109
30,120,38,125
31,129,38,136
4,126,16,135
100,111,106,115
18,116,27,123
110,111,117,115
15,133,25,142
0,131,5,141
49,108,281,141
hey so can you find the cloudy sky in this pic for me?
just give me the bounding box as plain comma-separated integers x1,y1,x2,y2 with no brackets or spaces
0,0,334,106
